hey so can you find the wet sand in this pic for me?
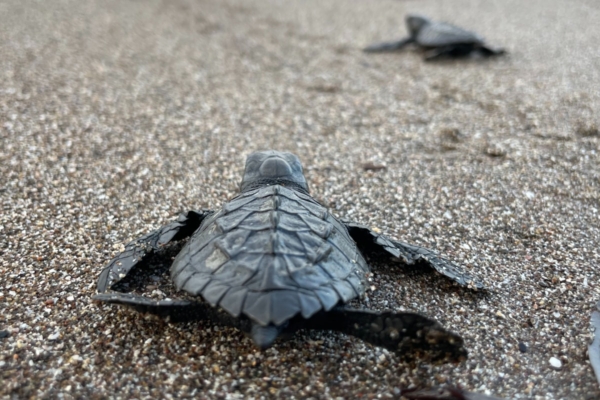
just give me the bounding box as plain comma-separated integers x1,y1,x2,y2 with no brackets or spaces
1,0,600,398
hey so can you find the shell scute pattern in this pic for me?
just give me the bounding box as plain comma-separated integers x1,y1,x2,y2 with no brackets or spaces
217,228,253,254
215,209,255,232
328,227,361,263
318,241,357,279
271,232,309,257
291,191,330,219
235,211,278,232
204,245,229,270
288,262,332,289
346,270,366,294
297,293,323,318
275,212,317,235
211,260,256,287
313,286,339,311
170,185,369,325
296,212,332,238
202,281,230,306
180,273,210,296
243,257,292,291
218,286,248,316
221,193,259,213
331,280,357,302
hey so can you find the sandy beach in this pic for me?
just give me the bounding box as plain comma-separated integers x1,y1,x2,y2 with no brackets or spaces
1,0,600,398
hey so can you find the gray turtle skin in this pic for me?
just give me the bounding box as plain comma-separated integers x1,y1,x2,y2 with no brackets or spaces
95,150,483,361
364,14,505,61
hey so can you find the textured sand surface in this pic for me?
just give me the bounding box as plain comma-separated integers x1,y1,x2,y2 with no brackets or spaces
1,0,600,398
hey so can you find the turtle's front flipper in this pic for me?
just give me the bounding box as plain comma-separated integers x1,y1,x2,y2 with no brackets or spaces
97,210,213,292
363,38,413,53
93,292,248,329
344,221,484,289
303,307,467,362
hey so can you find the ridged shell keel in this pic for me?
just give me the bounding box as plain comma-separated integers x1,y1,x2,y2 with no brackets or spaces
170,185,369,326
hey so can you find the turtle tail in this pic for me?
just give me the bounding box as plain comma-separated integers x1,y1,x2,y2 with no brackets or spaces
249,324,281,350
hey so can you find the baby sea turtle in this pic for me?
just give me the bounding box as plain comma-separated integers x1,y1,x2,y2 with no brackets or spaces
94,150,483,361
364,14,505,61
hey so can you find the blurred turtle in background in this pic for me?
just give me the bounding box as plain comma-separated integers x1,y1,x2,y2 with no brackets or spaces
364,14,505,61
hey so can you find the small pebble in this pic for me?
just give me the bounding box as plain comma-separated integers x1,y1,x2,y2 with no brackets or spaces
361,162,387,171
518,342,528,353
549,357,562,370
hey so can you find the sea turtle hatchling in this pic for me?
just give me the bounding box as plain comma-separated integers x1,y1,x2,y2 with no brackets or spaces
364,14,505,61
94,150,483,361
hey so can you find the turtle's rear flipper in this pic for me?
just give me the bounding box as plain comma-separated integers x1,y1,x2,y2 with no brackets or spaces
303,307,467,362
93,292,247,328
363,38,413,53
343,221,484,290
96,210,213,292
478,45,506,57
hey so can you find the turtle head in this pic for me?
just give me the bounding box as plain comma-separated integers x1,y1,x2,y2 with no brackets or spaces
406,14,431,36
240,150,309,193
